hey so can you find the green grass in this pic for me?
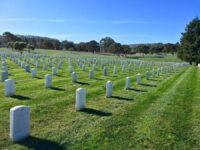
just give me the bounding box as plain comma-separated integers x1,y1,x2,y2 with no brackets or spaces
131,54,182,62
0,49,198,150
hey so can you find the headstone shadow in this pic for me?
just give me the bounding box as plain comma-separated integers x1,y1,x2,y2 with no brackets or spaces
95,78,104,81
18,136,65,150
149,79,162,81
11,95,30,100
56,75,66,78
75,81,90,85
50,87,66,91
80,108,112,116
128,88,148,92
111,95,134,101
35,77,43,79
140,83,157,87
112,75,118,77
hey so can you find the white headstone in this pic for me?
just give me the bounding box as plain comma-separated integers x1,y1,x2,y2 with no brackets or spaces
1,71,8,82
49,61,52,67
113,66,117,74
93,64,96,70
152,69,155,78
43,64,47,70
75,88,86,111
128,64,132,72
36,61,40,68
146,71,149,80
106,81,112,97
31,68,37,78
69,65,73,73
2,61,6,66
52,67,57,76
122,65,125,73
82,65,85,71
25,65,30,72
157,68,160,76
125,77,130,90
137,73,141,85
45,74,52,88
89,70,94,79
72,72,77,82
103,68,107,76
5,79,15,96
161,67,163,74
10,106,30,142
2,65,8,72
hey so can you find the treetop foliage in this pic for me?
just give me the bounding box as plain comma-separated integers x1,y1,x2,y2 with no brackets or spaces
178,17,200,65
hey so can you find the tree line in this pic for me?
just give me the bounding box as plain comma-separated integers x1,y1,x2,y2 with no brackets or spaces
131,43,179,55
0,32,179,55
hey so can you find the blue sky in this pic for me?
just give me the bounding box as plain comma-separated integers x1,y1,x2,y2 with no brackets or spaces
0,0,200,44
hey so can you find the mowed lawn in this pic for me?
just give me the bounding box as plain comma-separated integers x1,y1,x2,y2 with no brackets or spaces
0,50,199,149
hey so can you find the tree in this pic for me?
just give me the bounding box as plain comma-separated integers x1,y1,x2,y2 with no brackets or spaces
3,32,21,42
135,44,150,55
42,39,53,49
163,43,178,55
76,42,87,52
86,40,100,53
122,45,131,56
107,42,122,54
7,42,14,49
178,17,200,65
62,40,75,50
27,44,35,53
52,40,61,50
149,43,164,54
13,41,27,54
99,37,115,53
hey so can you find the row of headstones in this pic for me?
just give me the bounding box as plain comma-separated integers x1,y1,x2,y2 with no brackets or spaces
2,52,175,72
73,56,190,72
72,56,188,70
3,52,65,69
69,65,168,81
3,70,93,96
72,59,167,71
4,67,165,97
0,55,65,81
1,52,187,83
12,57,64,71
73,56,168,67
70,62,167,74
6,53,96,69
1,53,185,78
2,63,166,81
0,50,189,69
0,61,190,88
